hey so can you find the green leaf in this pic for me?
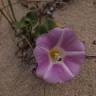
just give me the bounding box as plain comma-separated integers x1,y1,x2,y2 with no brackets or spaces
15,10,38,29
32,17,57,37
35,24,48,36
26,10,38,25
45,17,57,31
15,21,26,29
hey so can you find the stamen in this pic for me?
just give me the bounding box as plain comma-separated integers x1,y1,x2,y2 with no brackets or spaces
50,48,64,63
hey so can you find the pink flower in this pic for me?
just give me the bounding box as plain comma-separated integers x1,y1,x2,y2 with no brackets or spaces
34,27,85,84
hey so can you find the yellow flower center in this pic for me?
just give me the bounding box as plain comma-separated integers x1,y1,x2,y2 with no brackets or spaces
50,48,63,62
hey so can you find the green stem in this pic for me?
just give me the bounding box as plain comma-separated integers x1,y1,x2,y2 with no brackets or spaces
7,0,17,22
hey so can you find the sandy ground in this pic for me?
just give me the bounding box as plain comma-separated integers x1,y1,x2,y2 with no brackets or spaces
0,0,96,96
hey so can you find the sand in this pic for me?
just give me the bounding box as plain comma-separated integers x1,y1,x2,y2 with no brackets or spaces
0,0,96,96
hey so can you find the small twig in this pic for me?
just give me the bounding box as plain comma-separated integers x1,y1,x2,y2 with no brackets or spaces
7,0,17,22
1,0,14,23
22,35,33,49
44,84,46,96
32,22,39,33
0,8,12,26
86,55,96,59
1,1,18,10
42,0,68,17
0,9,17,34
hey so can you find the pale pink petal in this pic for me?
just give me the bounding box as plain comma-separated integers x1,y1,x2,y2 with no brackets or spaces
36,28,62,49
44,64,74,83
61,28,85,51
34,47,50,77
64,54,85,64
64,60,81,76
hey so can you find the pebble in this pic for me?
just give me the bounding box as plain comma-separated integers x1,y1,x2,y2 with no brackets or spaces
93,40,96,45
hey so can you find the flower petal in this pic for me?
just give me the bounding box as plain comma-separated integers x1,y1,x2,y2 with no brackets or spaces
64,53,85,64
34,47,50,77
63,50,85,78
64,60,81,76
36,28,62,49
44,64,74,83
61,28,85,51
